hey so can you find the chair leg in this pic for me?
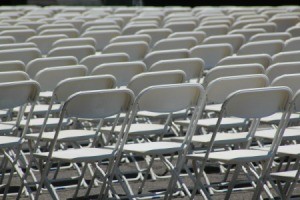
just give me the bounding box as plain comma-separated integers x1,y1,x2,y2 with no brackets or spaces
138,155,155,194
73,163,89,198
224,164,242,200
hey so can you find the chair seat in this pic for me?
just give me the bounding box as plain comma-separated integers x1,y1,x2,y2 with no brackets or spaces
137,110,187,119
187,149,271,164
0,123,16,133
270,170,297,182
176,117,246,129
0,110,8,117
25,129,96,142
101,124,165,136
205,104,222,112
255,127,300,141
121,142,182,155
34,148,115,162
20,118,70,128
13,104,61,115
0,136,20,148
171,132,249,146
39,91,53,99
261,112,300,124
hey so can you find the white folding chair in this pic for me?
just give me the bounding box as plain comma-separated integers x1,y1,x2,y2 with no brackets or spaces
244,22,277,32
136,28,172,47
229,28,266,41
0,29,36,43
269,16,299,32
39,28,79,38
249,32,291,42
52,37,97,49
203,34,245,53
195,24,229,37
272,51,300,64
110,34,151,45
266,61,300,82
31,88,134,200
114,83,205,199
237,40,284,56
0,60,25,72
48,45,96,62
164,21,196,32
168,31,206,43
283,37,300,52
152,37,197,51
0,48,42,65
186,86,292,200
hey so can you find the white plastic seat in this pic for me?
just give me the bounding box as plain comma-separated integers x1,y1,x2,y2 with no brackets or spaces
269,16,299,32
272,51,300,64
136,28,172,47
244,22,277,32
0,29,36,43
39,28,79,38
0,48,42,64
283,37,300,52
195,24,229,37
0,60,25,72
168,31,206,43
122,24,158,35
266,62,300,82
110,34,151,45
249,32,291,42
203,34,245,53
152,37,197,51
217,54,272,69
237,40,284,56
229,28,266,41
164,21,196,32
52,37,96,49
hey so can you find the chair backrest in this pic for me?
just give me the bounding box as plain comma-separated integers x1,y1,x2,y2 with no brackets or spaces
136,28,172,47
103,41,149,61
110,34,151,44
283,37,300,52
80,53,129,74
152,37,197,51
269,16,299,32
206,74,269,104
0,43,37,51
0,71,29,83
26,34,67,55
272,51,300,64
81,20,118,33
164,21,196,32
0,80,40,110
37,23,75,33
271,73,300,95
0,36,15,44
122,24,158,35
203,34,245,53
0,60,25,72
127,70,186,96
229,28,266,41
244,22,277,32
39,28,79,38
190,43,233,70
81,30,121,51
217,54,272,69
266,62,300,82
52,37,96,49
204,64,265,87
48,45,96,62
91,61,146,87
0,48,42,65
53,74,116,102
287,26,300,37
149,57,203,82
222,86,291,119
0,29,36,43
237,40,284,56
26,56,78,78
249,32,291,42
35,65,87,92
195,24,229,37
143,49,189,68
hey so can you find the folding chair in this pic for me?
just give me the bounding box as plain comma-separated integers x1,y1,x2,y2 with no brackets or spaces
149,57,204,83
232,19,266,29
237,40,284,56
190,44,233,70
287,26,300,37
0,43,37,51
25,56,78,79
269,16,299,32
203,34,245,53
53,19,84,31
217,54,272,69
122,24,158,35
30,88,134,200
91,61,146,87
164,21,196,32
186,86,292,200
152,37,197,51
81,20,118,33
37,24,75,34
0,36,16,44
48,45,96,62
16,21,45,31
143,49,189,69
113,83,205,199
80,53,129,75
